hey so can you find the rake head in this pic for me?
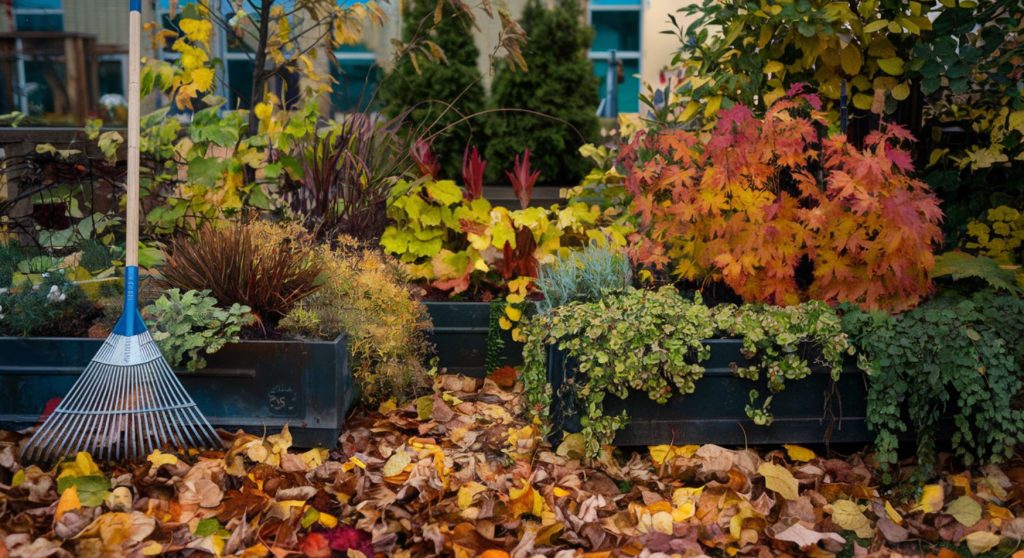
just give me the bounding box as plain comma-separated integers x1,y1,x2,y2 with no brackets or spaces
20,328,221,465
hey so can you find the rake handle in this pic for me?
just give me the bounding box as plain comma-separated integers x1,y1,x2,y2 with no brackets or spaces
126,0,142,269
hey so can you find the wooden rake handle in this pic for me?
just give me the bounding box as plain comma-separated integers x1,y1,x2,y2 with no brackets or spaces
126,0,142,268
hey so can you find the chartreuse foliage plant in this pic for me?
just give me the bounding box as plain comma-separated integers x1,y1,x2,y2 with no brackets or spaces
843,292,1024,481
280,237,434,404
143,289,254,372
624,95,942,311
522,286,854,455
380,148,632,338
964,206,1024,290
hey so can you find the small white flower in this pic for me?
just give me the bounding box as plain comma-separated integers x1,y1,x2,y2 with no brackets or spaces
0,287,7,295
41,272,49,278
47,285,66,303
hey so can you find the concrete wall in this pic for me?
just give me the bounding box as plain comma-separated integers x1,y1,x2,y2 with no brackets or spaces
640,0,690,92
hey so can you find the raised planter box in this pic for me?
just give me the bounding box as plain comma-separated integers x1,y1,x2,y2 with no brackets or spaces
0,335,352,448
425,301,523,377
547,339,871,446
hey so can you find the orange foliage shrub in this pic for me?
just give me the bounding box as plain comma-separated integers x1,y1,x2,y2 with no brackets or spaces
623,95,943,311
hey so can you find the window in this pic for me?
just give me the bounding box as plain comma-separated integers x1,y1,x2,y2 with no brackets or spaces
588,0,641,115
331,45,380,114
12,0,63,32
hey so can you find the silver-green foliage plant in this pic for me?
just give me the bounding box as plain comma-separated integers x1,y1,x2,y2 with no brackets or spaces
144,289,254,371
535,242,632,314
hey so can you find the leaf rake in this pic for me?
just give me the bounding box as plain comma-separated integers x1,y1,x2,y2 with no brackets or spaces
20,0,220,464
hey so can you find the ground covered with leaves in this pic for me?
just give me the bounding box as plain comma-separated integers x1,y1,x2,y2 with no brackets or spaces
2,372,1024,558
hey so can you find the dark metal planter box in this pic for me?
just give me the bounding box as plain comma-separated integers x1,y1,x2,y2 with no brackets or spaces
425,301,523,377
0,335,352,448
548,339,871,447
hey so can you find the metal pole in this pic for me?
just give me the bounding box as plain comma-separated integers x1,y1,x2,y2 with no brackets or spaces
607,49,618,119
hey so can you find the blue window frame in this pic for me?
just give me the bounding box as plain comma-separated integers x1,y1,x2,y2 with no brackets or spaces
12,0,63,31
588,0,641,115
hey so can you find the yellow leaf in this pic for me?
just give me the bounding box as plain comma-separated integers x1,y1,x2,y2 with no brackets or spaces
141,541,164,556
705,95,723,118
830,500,874,538
317,512,338,528
55,485,81,522
964,531,1001,555
863,19,889,33
179,18,212,44
672,501,696,522
853,93,874,110
254,102,273,122
458,481,485,507
946,495,982,527
758,462,799,500
649,444,699,465
298,448,327,470
552,486,572,498
892,82,911,101
680,101,700,122
377,399,397,414
729,504,756,540
884,500,903,525
59,452,102,480
763,61,784,74
190,67,214,92
508,479,546,518
877,57,905,76
840,45,863,75
505,305,522,321
12,469,25,487
672,486,703,508
783,444,815,462
914,484,944,513
146,450,178,469
382,449,412,478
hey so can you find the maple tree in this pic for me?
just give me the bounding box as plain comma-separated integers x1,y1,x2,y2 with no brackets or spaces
623,93,943,311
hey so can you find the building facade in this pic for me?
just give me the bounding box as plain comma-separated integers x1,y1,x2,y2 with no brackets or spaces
0,0,686,123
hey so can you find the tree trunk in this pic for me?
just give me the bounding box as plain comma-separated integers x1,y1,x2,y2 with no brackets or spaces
247,0,273,137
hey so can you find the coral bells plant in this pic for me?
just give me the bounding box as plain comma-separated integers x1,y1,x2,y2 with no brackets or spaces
623,95,943,311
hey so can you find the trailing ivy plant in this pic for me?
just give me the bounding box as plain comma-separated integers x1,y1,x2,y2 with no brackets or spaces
842,291,1024,482
143,289,254,372
522,286,854,455
522,287,714,456
713,301,853,426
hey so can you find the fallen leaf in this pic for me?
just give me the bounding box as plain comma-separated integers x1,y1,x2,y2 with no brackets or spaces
964,531,1001,555
877,518,908,543
946,495,982,527
382,448,412,479
830,500,874,539
650,444,699,465
773,522,845,548
54,485,81,523
103,487,132,512
915,484,944,513
146,450,178,470
783,445,816,462
759,462,799,501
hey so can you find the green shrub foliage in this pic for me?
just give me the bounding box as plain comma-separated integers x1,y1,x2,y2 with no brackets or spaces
0,274,97,337
843,292,1024,481
144,289,254,371
484,0,600,185
379,0,486,178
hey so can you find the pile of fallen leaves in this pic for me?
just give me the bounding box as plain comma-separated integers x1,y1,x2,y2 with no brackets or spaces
2,370,1024,558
